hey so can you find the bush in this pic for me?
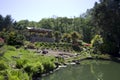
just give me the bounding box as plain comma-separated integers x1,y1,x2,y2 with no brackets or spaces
7,31,25,46
42,61,56,72
0,75,4,80
24,63,33,75
24,62,44,76
6,46,16,51
8,75,20,80
7,69,29,80
0,47,5,56
16,59,27,69
91,35,103,54
100,40,119,55
26,43,35,49
0,61,8,71
32,62,44,75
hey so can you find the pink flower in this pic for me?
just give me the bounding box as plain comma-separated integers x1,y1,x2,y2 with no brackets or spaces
84,43,91,47
0,38,4,43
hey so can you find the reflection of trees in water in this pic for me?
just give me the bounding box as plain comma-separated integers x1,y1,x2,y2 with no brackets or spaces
90,63,103,80
42,60,119,80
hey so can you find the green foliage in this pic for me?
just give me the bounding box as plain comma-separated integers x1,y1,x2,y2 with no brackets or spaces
100,40,118,54
7,31,25,46
6,45,16,51
0,15,13,31
2,45,57,79
7,69,29,80
33,62,44,74
0,30,25,47
0,75,4,80
15,20,29,30
71,31,81,43
57,57,65,63
14,16,94,43
24,63,34,75
62,33,71,43
0,47,5,57
33,42,73,52
92,0,120,55
24,62,44,75
16,59,28,69
0,60,8,71
91,35,103,47
25,42,36,49
42,61,56,72
54,31,61,42
91,35,103,54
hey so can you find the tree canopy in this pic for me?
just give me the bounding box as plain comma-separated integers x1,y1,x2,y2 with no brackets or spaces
92,0,120,56
0,0,120,56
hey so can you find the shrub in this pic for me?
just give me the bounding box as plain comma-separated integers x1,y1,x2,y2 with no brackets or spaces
91,35,103,54
6,46,16,51
0,61,8,71
7,31,25,46
42,61,56,72
24,62,44,76
0,75,4,80
7,69,29,80
8,75,20,80
0,47,5,56
24,63,33,75
16,59,28,69
32,62,44,75
100,40,119,55
26,43,35,49
62,33,71,43
57,57,64,63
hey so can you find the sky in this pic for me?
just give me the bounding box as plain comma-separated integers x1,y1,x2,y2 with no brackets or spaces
0,0,99,22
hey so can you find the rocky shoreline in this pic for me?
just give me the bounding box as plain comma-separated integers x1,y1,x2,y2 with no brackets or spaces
32,56,113,80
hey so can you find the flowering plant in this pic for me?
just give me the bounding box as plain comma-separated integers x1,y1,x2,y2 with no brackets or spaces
0,38,4,47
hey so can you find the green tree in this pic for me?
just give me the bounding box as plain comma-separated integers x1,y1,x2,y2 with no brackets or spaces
7,31,25,46
0,15,4,31
54,31,61,42
91,35,103,54
62,33,71,43
4,15,13,29
0,15,13,31
16,20,29,30
71,31,81,43
92,0,120,56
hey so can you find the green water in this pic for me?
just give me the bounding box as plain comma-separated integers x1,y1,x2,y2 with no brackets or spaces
41,60,120,80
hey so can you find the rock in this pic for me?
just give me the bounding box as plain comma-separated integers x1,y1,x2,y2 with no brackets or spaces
42,50,48,54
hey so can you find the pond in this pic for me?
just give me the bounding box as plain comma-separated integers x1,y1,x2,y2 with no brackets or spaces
41,60,120,80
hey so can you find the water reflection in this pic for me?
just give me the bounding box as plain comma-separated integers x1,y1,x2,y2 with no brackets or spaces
90,64,103,80
42,60,120,80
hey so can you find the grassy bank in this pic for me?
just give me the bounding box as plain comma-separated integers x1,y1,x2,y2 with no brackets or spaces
0,45,56,80
0,42,111,80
